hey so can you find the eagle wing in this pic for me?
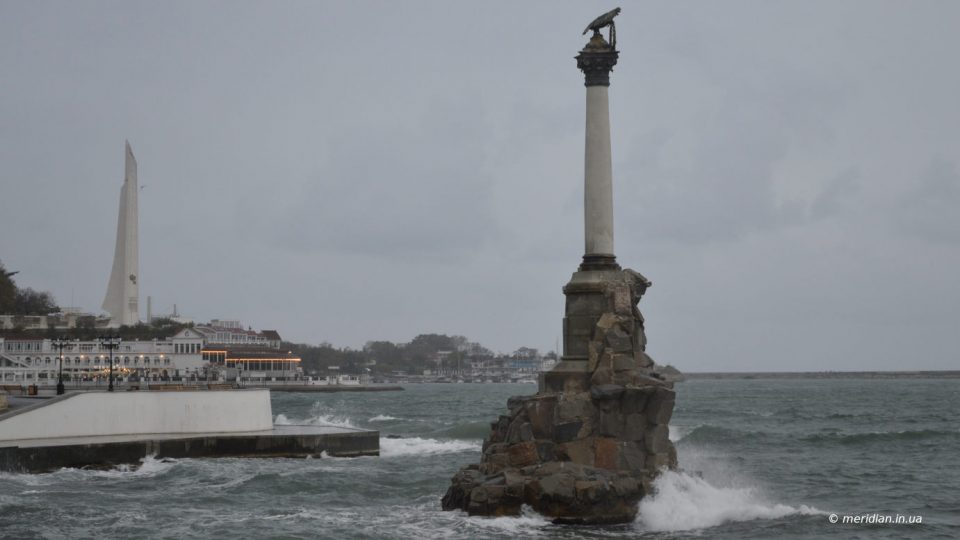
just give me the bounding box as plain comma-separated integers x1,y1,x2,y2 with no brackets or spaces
582,8,621,35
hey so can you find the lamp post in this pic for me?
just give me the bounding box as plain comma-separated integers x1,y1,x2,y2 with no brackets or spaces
52,337,68,395
98,335,121,392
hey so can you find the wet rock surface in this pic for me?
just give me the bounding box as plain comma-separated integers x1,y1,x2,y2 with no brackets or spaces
442,268,679,524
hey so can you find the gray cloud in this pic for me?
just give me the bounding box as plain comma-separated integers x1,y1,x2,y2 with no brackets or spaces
2,1,959,371
895,158,960,243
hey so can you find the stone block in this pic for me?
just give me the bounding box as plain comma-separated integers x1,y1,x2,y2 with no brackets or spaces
587,341,603,371
536,441,557,462
589,383,625,401
604,327,633,353
507,395,527,416
555,421,583,443
611,370,636,387
645,388,676,425
508,441,540,468
635,373,668,388
563,375,590,394
524,396,557,439
565,292,607,316
643,425,670,454
576,416,597,439
485,442,507,455
593,438,619,470
507,420,534,443
565,315,599,337
441,466,483,511
492,415,511,442
595,312,619,332
611,283,632,315
537,472,576,503
611,354,634,372
597,410,624,437
609,474,641,498
558,438,595,465
558,394,592,422
590,366,613,386
634,350,654,368
575,479,607,502
622,413,647,441
621,387,651,414
504,470,525,499
617,442,645,471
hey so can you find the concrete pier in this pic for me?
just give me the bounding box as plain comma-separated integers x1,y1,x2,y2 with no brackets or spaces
0,424,379,473
0,389,379,472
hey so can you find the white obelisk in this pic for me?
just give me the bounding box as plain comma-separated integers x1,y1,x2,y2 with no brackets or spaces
102,141,140,327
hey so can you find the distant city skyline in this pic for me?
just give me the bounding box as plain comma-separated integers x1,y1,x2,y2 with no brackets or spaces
2,2,958,370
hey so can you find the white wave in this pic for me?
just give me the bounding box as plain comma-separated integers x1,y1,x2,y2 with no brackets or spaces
379,437,480,457
637,470,824,532
368,414,399,422
81,454,179,479
668,425,698,442
274,412,357,429
464,505,550,536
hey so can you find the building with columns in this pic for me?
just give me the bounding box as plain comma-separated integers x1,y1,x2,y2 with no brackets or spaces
0,328,205,384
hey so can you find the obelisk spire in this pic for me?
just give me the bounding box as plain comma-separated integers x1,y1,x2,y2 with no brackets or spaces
102,141,140,326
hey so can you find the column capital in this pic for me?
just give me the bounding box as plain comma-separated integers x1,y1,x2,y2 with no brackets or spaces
576,35,619,87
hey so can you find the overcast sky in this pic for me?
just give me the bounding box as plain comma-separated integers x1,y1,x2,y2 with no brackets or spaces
2,1,958,371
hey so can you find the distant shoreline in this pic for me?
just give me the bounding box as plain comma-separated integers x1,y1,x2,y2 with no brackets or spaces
684,370,960,380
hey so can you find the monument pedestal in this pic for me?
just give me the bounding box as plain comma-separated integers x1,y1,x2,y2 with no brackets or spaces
543,263,622,395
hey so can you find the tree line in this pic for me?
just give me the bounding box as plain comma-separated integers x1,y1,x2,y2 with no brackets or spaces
0,259,59,315
286,333,508,376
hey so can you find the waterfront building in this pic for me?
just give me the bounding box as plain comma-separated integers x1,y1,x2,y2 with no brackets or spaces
197,322,301,382
194,320,282,349
0,328,205,383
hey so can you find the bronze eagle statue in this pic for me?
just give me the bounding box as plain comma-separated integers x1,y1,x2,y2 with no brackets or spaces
582,7,621,48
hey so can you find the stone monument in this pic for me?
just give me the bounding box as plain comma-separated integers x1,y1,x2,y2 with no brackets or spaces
441,8,678,524
102,141,141,327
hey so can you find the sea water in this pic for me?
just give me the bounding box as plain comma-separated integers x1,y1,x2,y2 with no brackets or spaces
1,379,958,539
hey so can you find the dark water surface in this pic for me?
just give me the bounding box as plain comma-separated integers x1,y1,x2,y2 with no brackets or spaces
1,380,958,539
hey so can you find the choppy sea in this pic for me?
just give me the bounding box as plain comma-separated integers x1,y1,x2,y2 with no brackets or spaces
1,379,958,539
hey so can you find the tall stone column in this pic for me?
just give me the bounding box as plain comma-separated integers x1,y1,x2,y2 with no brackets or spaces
542,33,623,393
578,35,619,271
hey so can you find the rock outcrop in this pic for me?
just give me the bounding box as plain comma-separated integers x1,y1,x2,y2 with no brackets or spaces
442,268,678,524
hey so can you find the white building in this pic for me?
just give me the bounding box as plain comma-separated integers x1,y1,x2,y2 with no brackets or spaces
0,328,205,384
194,321,282,349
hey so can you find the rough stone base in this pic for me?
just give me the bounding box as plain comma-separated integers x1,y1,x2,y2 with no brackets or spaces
442,267,679,524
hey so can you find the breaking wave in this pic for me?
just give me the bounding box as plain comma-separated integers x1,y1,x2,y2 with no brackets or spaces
637,470,824,532
368,415,399,422
379,437,480,457
463,506,550,536
669,425,698,442
274,413,358,430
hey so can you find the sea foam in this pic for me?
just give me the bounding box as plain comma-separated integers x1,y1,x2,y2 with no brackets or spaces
379,437,480,457
636,470,824,532
274,413,358,429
